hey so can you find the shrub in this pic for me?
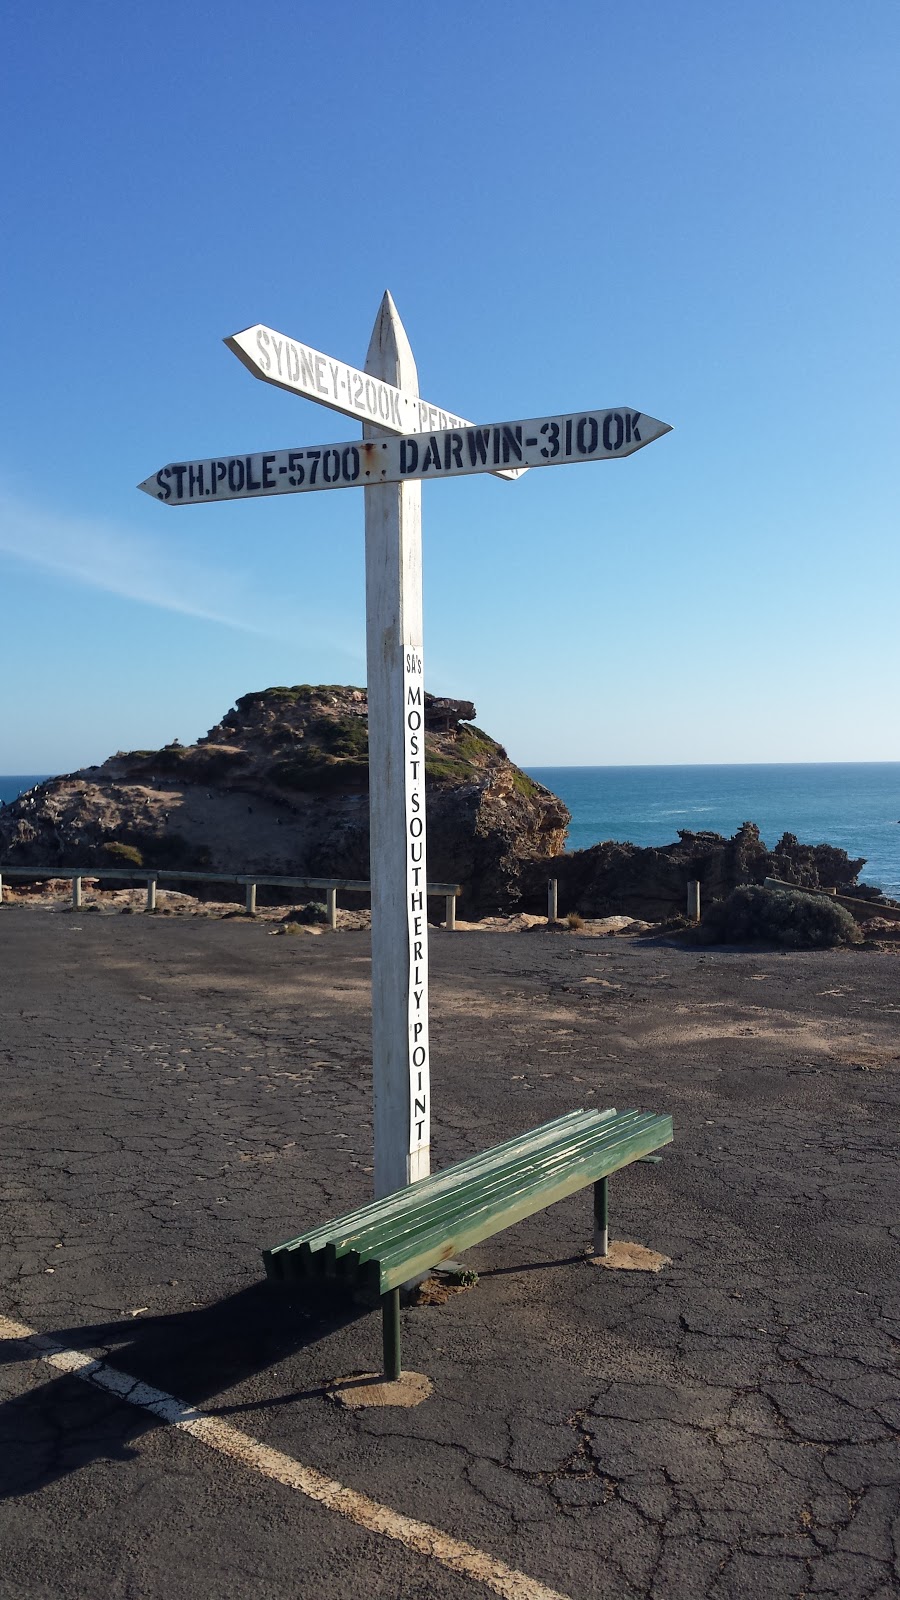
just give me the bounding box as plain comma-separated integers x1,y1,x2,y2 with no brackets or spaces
103,842,144,867
701,885,861,949
283,902,328,925
566,911,585,930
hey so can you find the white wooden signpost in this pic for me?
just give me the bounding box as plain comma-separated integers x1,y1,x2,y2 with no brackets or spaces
139,293,672,1200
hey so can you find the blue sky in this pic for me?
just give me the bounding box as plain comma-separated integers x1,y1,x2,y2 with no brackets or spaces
2,2,898,770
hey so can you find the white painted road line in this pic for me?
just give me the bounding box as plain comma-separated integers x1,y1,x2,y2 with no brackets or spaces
1,1314,574,1600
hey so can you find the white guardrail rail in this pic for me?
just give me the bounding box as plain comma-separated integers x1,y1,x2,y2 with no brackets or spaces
0,867,461,929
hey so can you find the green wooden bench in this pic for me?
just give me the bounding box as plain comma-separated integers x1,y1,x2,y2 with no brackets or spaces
263,1106,673,1379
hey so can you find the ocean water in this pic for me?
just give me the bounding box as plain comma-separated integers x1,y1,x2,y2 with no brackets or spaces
4,766,900,898
0,776,50,806
526,764,900,899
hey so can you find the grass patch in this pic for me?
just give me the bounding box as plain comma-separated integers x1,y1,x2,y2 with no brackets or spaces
310,715,369,758
102,842,144,867
236,685,362,710
425,755,477,785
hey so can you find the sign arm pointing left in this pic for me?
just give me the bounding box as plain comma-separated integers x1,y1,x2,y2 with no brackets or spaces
225,323,525,483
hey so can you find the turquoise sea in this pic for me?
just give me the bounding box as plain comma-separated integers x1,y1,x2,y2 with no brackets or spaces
526,764,900,900
3,766,900,898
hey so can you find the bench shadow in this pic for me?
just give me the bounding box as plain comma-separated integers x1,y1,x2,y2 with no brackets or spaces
0,1279,367,1502
474,1251,587,1278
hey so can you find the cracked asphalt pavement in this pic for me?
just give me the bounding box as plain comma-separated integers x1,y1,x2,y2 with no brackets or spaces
1,910,898,1599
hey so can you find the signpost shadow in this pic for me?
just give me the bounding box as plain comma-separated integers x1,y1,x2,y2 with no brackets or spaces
0,1281,367,1502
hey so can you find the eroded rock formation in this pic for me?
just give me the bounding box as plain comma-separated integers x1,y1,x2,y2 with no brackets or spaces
0,686,569,915
548,822,880,921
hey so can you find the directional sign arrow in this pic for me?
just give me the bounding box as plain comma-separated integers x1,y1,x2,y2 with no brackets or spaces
138,407,671,506
225,322,524,482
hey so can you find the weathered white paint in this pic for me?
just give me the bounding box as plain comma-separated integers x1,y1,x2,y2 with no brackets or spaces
136,294,672,1209
365,293,430,1197
138,408,671,506
445,892,456,931
225,322,523,482
326,886,337,929
0,1313,574,1600
72,876,82,909
548,878,558,922
687,880,701,920
146,877,157,912
246,882,257,915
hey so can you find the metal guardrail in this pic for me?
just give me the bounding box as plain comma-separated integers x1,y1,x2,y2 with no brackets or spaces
0,867,461,929
763,876,900,923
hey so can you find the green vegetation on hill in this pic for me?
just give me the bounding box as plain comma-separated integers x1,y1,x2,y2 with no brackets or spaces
270,712,370,792
425,725,502,787
102,842,144,867
235,685,362,710
110,688,526,803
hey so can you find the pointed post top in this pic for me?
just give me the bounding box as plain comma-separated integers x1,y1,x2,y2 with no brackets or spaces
365,291,418,393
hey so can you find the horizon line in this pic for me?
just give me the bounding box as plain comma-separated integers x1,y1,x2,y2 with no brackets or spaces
4,756,900,781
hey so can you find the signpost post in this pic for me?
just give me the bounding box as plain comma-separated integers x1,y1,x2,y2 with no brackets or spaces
363,295,431,1194
139,295,671,1204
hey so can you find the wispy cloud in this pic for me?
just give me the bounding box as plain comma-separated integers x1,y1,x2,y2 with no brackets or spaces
0,486,264,633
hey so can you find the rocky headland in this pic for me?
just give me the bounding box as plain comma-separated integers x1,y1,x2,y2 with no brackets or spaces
2,688,893,923
0,686,569,916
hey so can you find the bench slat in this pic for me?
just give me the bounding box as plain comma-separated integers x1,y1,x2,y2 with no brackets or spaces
372,1115,673,1293
263,1107,617,1275
263,1108,673,1296
327,1111,647,1252
335,1112,659,1271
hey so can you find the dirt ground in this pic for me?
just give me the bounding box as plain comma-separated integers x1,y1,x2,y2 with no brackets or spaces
0,909,898,1600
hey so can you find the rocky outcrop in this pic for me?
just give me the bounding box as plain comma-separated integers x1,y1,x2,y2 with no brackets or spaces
548,822,884,922
0,686,569,916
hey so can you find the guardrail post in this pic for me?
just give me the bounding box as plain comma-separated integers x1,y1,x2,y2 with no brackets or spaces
593,1176,609,1257
146,877,157,912
445,892,456,930
687,880,701,921
246,882,257,915
72,876,83,910
548,878,558,923
0,874,3,904
326,886,337,929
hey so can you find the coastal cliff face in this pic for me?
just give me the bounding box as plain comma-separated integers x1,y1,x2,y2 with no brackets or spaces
551,822,874,921
0,686,569,915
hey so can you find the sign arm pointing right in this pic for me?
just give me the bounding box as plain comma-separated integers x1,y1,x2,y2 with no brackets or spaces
138,409,672,505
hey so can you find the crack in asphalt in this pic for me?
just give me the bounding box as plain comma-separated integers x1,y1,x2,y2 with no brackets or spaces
2,918,899,1599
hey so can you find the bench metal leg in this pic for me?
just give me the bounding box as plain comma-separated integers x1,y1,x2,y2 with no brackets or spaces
593,1177,609,1257
381,1289,401,1381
